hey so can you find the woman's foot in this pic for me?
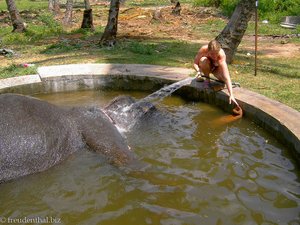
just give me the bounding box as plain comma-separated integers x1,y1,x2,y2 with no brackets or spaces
195,76,205,82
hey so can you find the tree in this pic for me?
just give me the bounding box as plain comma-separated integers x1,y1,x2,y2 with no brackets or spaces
171,1,181,16
63,0,73,26
100,0,120,46
210,0,221,7
216,0,256,63
48,0,60,16
81,0,94,30
5,0,26,32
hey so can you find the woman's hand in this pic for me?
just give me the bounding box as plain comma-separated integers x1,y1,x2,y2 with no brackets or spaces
195,71,205,82
196,71,204,78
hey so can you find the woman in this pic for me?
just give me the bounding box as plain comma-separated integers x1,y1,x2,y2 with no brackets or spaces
194,39,240,108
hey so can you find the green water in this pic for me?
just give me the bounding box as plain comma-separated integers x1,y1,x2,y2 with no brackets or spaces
0,90,299,225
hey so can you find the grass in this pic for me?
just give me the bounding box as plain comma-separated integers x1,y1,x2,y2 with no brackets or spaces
0,0,190,10
247,22,300,37
125,0,192,7
0,64,38,79
38,38,197,67
0,0,47,11
190,17,300,42
191,18,227,39
0,1,299,111
230,55,300,111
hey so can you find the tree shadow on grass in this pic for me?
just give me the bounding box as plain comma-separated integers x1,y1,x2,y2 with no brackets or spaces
38,35,201,67
234,51,300,79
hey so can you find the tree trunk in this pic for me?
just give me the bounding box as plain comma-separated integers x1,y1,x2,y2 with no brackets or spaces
84,0,91,9
49,0,54,11
211,0,221,7
49,0,60,16
100,0,120,46
5,0,26,32
216,0,256,63
63,0,73,26
171,1,181,16
81,0,94,30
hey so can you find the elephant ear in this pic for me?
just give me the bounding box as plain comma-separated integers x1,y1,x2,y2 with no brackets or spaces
69,106,135,166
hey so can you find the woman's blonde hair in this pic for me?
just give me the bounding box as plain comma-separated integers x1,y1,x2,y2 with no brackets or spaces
208,39,221,52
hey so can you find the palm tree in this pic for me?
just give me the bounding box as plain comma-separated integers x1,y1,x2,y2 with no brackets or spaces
216,0,256,63
5,0,26,32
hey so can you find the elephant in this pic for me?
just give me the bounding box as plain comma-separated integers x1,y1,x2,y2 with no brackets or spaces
0,94,134,184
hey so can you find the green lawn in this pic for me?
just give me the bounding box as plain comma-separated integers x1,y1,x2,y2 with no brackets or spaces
0,0,47,10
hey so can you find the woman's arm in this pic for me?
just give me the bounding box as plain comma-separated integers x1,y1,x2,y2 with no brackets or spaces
193,49,202,73
219,57,239,107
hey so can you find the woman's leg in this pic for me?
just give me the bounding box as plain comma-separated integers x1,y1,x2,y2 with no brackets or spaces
199,57,211,76
196,57,212,83
212,66,224,82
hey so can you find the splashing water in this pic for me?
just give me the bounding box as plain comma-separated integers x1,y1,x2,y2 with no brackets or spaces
104,77,194,132
138,77,193,104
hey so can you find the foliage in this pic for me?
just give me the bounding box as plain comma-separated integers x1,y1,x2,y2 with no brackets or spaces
193,0,239,16
0,64,37,79
38,13,63,34
1,30,32,45
219,0,239,16
258,0,300,23
128,42,156,55
1,13,63,45
193,0,216,7
193,0,300,21
125,0,191,7
42,39,83,54
0,0,47,11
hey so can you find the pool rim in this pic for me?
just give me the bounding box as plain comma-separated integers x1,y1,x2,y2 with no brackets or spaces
0,63,299,163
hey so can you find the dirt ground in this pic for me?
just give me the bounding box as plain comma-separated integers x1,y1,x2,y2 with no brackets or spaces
118,6,300,58
0,4,299,66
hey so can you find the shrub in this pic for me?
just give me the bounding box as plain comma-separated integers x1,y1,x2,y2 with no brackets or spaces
193,0,238,16
193,0,221,7
38,13,63,34
259,0,300,23
219,0,239,16
193,0,300,22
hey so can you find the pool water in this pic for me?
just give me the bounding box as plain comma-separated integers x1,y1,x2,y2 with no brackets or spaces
0,90,299,225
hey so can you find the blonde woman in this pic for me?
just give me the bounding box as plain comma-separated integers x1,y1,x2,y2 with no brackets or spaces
194,39,240,108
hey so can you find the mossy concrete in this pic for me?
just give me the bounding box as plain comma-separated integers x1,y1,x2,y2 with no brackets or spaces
0,63,299,162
